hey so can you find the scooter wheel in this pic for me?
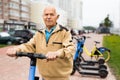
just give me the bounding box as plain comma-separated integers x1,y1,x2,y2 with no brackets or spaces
99,64,107,69
98,58,105,64
71,68,76,75
78,57,82,62
99,69,108,78
35,76,39,80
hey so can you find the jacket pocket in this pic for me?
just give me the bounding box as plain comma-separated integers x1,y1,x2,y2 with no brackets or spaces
52,42,62,49
52,42,62,44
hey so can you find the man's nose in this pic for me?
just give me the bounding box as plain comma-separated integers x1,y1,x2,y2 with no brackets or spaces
47,15,51,18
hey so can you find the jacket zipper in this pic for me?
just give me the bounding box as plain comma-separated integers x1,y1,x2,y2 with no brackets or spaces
46,32,54,46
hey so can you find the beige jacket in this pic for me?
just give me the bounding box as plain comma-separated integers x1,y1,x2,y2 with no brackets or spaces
17,24,75,79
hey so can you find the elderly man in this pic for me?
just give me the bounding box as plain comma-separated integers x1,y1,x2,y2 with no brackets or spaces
7,6,75,80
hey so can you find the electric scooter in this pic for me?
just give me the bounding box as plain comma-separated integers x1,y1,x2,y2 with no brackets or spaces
75,36,105,66
16,52,46,80
71,36,108,78
72,59,108,78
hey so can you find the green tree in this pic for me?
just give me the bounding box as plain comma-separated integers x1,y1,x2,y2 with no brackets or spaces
103,14,113,27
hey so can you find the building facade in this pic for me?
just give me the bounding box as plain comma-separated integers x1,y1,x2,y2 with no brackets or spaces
0,0,35,31
0,0,82,31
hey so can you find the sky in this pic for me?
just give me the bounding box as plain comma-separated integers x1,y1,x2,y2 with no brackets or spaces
82,0,119,28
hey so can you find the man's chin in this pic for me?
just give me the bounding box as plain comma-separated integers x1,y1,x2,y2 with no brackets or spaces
46,24,54,27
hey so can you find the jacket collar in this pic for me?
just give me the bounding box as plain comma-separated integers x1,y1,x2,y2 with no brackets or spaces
40,24,61,34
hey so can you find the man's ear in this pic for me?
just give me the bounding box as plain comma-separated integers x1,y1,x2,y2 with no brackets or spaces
57,14,59,19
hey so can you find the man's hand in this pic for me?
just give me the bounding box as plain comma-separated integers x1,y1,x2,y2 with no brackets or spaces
6,47,17,57
46,51,61,61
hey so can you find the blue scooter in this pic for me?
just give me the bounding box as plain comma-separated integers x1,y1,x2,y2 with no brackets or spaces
16,52,46,80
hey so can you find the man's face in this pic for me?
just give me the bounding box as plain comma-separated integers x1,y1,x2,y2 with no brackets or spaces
43,7,59,28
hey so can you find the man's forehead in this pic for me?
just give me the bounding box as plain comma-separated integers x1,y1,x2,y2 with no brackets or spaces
44,6,56,13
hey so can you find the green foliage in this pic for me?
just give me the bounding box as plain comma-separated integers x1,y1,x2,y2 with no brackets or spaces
0,28,3,32
103,15,113,27
103,35,120,80
83,26,96,30
0,44,8,48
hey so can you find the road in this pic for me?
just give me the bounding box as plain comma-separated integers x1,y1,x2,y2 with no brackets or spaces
0,33,116,80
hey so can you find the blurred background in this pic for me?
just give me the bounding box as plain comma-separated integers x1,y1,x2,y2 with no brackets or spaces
0,0,120,45
0,0,120,80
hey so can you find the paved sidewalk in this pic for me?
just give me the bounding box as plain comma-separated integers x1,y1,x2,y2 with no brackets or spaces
0,33,116,80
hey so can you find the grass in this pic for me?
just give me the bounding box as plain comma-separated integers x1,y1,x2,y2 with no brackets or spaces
103,34,120,80
0,44,8,48
0,44,13,48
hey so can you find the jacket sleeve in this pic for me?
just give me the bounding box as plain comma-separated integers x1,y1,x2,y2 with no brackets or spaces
57,31,76,59
16,32,38,53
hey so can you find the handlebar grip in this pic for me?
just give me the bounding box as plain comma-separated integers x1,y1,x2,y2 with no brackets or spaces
16,52,46,59
16,52,27,57
72,36,86,41
33,54,46,59
82,36,86,40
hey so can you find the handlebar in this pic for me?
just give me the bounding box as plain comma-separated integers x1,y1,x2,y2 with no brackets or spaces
72,36,86,41
16,52,46,59
94,41,100,44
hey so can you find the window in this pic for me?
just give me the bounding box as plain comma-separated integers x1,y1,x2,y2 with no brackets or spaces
21,6,29,12
11,0,20,3
0,2,2,6
21,13,29,18
9,10,20,17
9,2,19,9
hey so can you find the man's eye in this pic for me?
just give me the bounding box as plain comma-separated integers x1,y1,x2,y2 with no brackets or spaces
45,14,48,16
44,14,54,16
50,14,54,16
